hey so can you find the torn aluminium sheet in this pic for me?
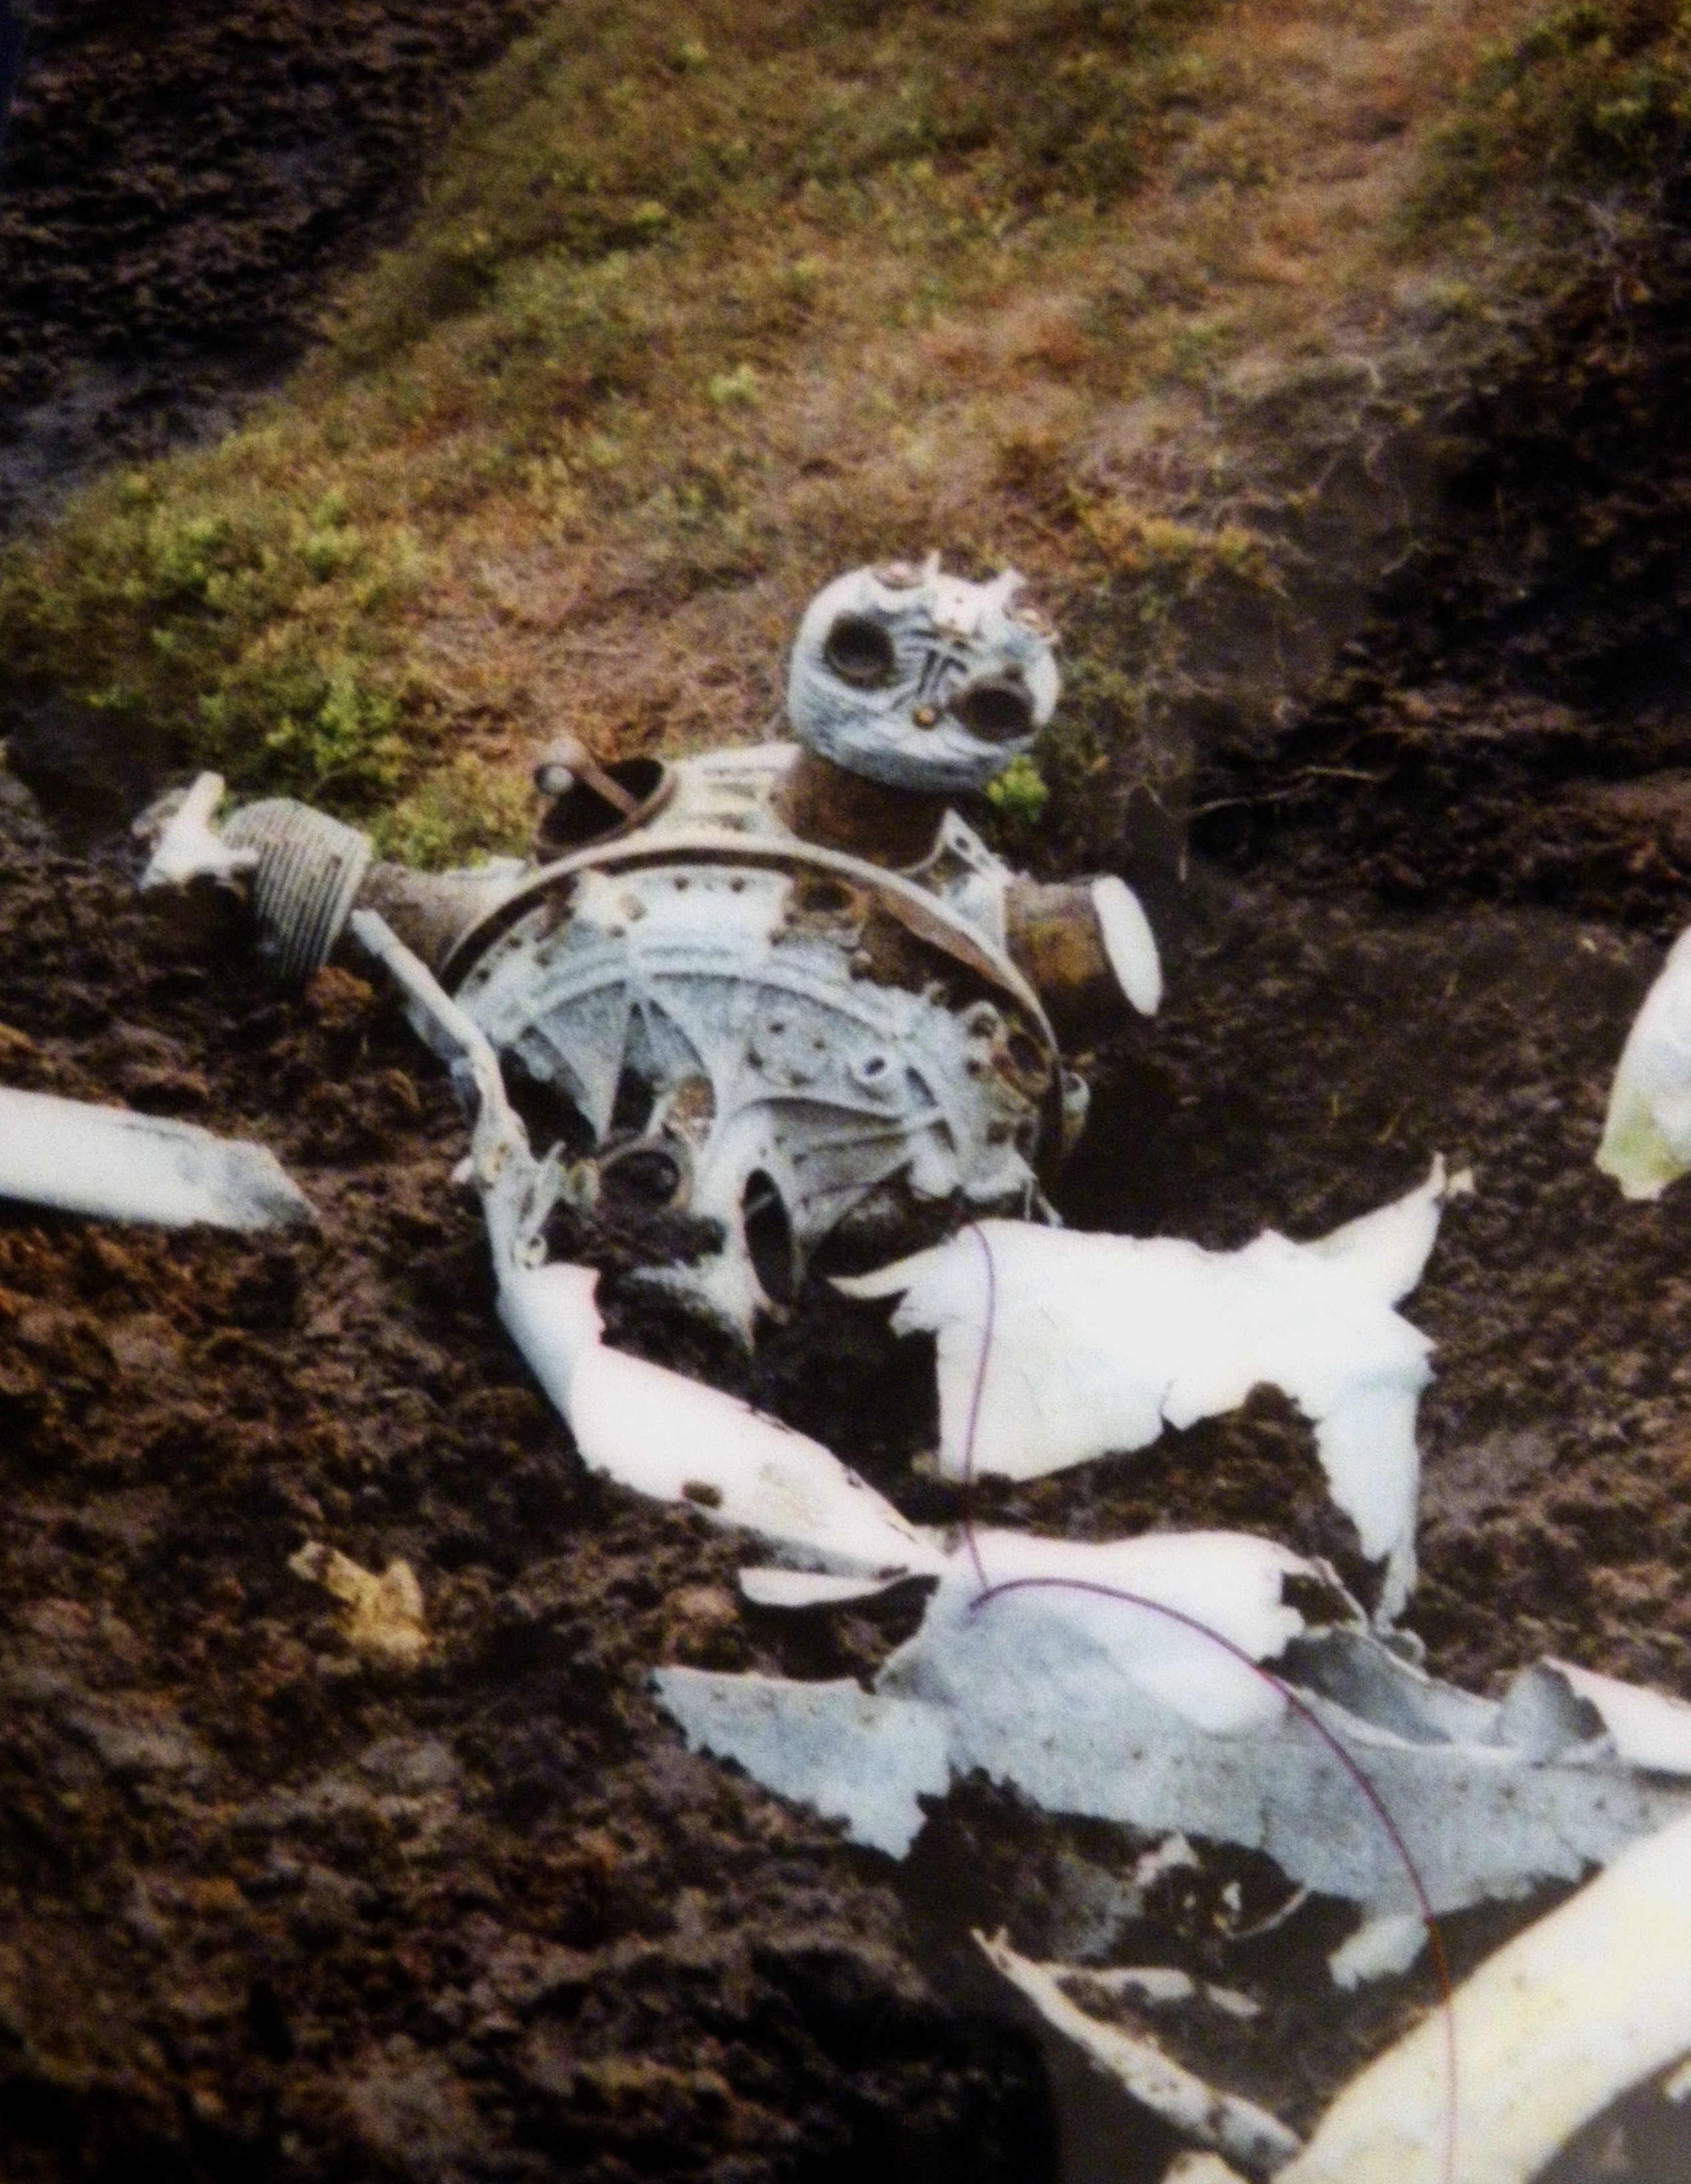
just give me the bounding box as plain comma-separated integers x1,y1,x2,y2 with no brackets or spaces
837,1161,1461,1620
0,1085,315,1231
500,1258,945,1578
974,1930,1300,2177
656,1574,1691,1913
349,909,942,1583
1280,1805,1691,2184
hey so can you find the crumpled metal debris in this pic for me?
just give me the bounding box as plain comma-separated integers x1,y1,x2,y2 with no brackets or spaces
137,561,1163,1332
0,1083,315,1231
976,1930,1300,2176
1326,1910,1427,1991
310,920,1691,1949
655,1569,1691,1912
836,1159,1465,1621
350,907,945,1582
1599,924,1691,1197
497,1257,947,1579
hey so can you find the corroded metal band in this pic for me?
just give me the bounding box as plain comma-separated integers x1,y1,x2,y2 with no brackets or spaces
221,798,373,985
440,828,1067,1182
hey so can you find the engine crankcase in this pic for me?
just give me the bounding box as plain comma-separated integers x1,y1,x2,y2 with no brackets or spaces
446,833,1061,1332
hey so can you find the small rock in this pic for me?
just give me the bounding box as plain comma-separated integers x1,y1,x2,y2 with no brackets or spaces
290,1542,428,1664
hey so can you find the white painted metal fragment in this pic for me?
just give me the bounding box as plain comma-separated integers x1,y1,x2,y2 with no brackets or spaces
1327,1910,1427,1991
1023,1963,1260,2021
974,1930,1300,2175
501,1258,946,1578
1092,875,1162,1016
137,771,260,892
351,909,942,1582
658,1609,1691,1911
1280,1806,1691,2184
0,1085,315,1231
838,1165,1455,1619
656,1669,952,1854
1308,1156,1466,1304
1598,925,1691,1197
1548,1657,1691,1774
737,1567,919,1609
897,1528,1318,1736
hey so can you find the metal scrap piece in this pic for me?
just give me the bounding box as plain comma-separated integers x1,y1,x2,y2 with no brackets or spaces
137,771,258,892
1280,1805,1691,2184
655,1607,1691,1912
838,1164,1457,1621
0,1084,315,1231
351,909,946,1581
448,832,1061,1331
1599,923,1691,1198
975,1930,1300,2177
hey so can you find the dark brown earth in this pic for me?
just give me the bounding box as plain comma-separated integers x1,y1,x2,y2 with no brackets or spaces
1196,166,1691,941
5,763,1691,2183
0,0,542,521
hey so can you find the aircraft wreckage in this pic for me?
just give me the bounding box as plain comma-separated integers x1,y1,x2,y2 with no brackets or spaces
21,555,1691,2178
139,557,1161,1331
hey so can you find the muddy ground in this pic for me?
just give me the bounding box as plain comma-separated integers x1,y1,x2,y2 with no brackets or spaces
5,755,1691,2183
7,6,1691,2177
0,0,542,522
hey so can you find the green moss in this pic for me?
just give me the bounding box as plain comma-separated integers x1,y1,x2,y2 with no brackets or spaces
1415,0,1691,221
984,749,1052,832
374,756,537,867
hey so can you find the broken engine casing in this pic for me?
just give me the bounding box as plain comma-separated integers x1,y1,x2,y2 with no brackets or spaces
440,770,1066,1332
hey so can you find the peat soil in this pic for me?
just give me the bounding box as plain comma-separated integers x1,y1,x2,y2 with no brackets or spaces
0,0,543,524
1195,168,1691,941
4,756,1691,2183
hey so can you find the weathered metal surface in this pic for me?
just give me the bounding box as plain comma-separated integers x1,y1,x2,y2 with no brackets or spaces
1005,878,1132,1032
786,560,1059,795
448,832,1061,1330
772,745,950,865
137,566,1153,1330
221,798,372,984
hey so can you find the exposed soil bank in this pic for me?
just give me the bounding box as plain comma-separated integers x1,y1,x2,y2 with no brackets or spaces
1196,171,1691,935
0,0,541,523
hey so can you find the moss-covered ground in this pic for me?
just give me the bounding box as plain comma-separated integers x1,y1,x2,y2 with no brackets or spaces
6,0,1682,867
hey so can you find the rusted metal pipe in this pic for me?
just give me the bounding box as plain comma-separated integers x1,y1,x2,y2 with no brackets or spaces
774,746,950,868
1004,878,1147,1033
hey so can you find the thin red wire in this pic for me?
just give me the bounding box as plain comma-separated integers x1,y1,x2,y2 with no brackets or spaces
953,1221,1459,2180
